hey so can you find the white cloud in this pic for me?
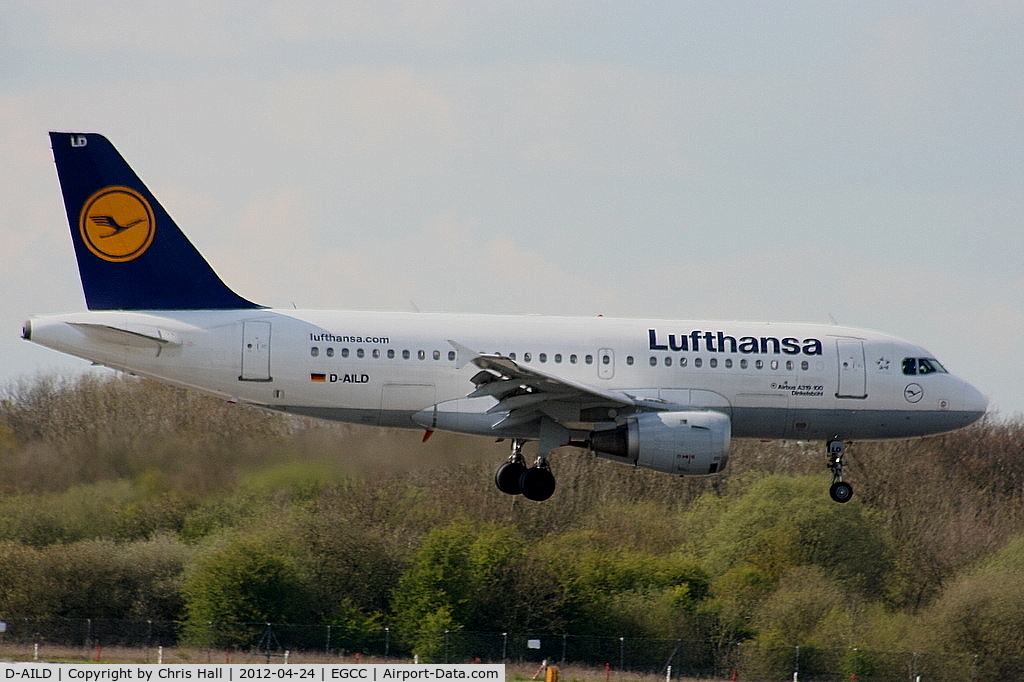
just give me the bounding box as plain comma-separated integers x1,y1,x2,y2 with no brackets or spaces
3,1,1022,415
265,69,456,155
258,0,458,45
30,1,257,58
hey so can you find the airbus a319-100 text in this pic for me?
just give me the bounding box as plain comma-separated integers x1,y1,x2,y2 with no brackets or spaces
23,133,988,502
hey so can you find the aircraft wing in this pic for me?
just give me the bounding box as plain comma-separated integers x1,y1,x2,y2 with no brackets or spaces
449,340,667,429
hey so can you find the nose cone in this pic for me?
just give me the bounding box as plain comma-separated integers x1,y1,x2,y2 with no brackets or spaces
961,380,989,424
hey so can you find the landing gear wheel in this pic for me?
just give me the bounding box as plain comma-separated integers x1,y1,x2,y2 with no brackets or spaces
826,439,854,503
494,439,528,496
495,460,527,495
829,480,853,503
519,466,556,502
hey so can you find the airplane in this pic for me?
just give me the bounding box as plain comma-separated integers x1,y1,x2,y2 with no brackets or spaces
23,132,988,503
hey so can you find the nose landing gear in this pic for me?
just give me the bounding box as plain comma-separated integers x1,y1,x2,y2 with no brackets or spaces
827,439,853,503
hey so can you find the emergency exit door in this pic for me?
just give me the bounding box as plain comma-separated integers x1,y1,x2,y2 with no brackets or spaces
598,349,615,379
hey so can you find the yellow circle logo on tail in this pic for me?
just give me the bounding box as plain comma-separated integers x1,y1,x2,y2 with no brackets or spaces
79,186,156,262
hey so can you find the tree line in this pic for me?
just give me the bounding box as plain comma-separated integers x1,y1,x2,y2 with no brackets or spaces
1,374,1023,679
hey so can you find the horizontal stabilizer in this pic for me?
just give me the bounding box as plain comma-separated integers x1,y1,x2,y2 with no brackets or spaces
69,322,181,349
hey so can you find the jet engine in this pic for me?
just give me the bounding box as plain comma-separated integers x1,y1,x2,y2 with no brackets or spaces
584,410,731,476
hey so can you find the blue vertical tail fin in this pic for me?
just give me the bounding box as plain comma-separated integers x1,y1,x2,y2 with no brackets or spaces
49,132,260,310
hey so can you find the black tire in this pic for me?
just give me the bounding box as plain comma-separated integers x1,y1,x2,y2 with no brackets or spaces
519,467,556,502
829,480,853,503
494,461,527,495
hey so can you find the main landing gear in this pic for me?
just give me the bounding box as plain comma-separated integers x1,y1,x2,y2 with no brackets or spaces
494,439,556,502
827,439,853,503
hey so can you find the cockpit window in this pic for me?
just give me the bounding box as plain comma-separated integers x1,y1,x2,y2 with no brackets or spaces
903,357,948,375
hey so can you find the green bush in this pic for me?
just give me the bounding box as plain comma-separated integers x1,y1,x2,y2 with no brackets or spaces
921,535,1024,679
180,534,311,648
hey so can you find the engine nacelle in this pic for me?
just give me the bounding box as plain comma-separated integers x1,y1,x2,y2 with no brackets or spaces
587,410,731,476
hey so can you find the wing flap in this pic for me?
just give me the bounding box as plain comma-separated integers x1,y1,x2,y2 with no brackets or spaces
449,340,639,430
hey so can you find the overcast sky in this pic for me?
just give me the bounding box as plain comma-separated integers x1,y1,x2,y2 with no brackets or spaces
3,1,1022,415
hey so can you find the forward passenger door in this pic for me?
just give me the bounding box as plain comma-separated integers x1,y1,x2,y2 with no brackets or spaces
836,339,867,399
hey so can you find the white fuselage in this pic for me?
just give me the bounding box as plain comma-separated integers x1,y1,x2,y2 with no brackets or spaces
25,308,987,443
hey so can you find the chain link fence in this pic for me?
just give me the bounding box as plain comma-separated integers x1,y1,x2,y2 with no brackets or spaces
0,618,1018,680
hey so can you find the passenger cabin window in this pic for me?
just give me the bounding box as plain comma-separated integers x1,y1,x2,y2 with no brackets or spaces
903,357,948,375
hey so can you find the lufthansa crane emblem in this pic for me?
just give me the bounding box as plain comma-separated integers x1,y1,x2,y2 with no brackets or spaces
79,186,156,262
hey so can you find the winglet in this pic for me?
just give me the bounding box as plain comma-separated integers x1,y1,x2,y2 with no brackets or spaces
50,132,260,310
448,340,480,370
